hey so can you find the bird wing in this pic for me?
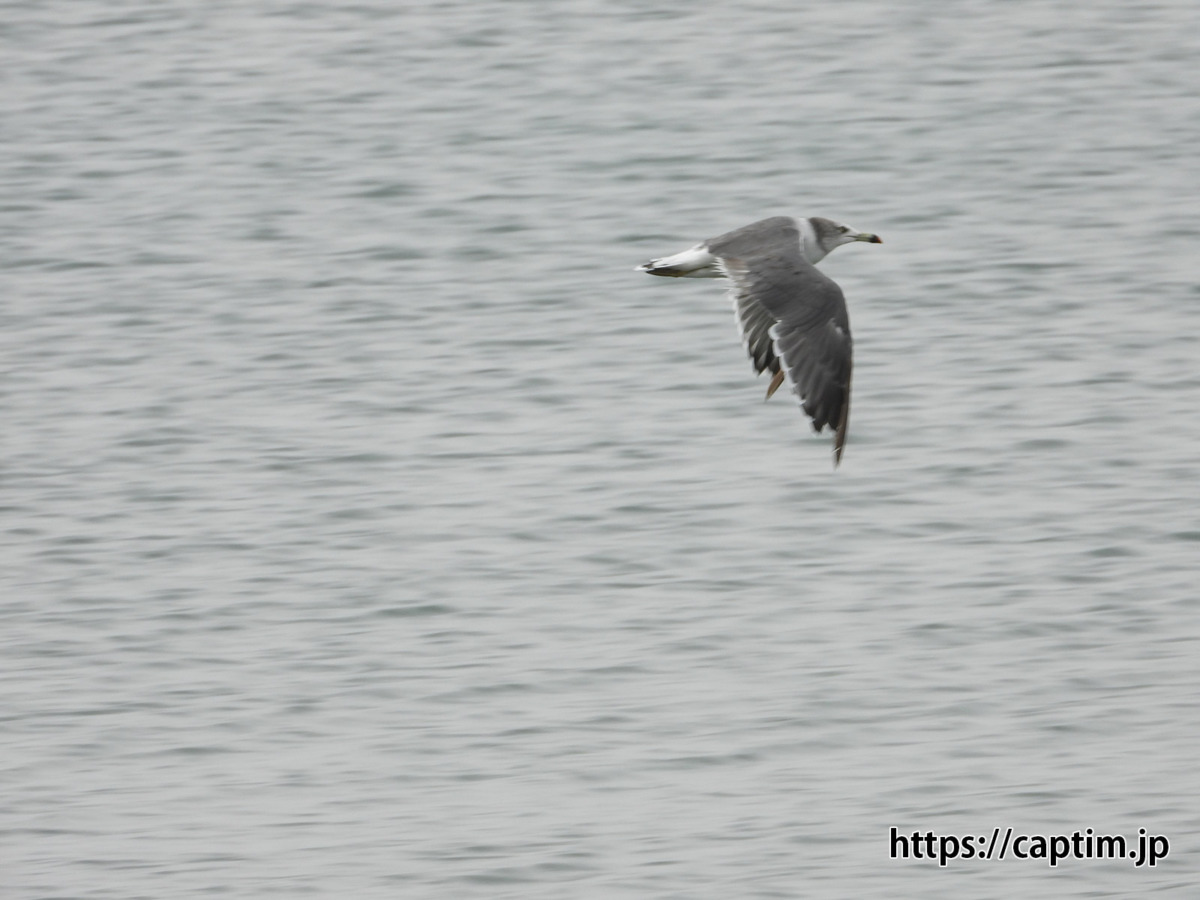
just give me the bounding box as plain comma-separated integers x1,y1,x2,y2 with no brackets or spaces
733,288,782,381
709,217,802,384
714,242,853,465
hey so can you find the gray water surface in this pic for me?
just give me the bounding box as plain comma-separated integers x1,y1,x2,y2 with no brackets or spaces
4,1,1200,897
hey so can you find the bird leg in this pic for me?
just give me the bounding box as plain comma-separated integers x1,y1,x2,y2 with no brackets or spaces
765,368,786,400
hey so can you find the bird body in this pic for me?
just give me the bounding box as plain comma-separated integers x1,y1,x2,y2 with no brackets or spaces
637,216,880,466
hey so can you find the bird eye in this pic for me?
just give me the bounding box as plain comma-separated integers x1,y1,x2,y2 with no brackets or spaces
838,226,849,233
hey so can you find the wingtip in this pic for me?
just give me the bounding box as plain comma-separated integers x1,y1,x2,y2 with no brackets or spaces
831,403,849,468
832,371,852,468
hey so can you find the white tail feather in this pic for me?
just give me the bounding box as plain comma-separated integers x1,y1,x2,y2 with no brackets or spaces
637,243,724,278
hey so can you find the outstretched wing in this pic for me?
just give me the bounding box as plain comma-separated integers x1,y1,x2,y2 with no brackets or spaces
710,217,801,387
714,240,853,464
769,311,853,464
733,288,782,382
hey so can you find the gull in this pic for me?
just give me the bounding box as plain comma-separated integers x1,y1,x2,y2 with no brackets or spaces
637,216,881,466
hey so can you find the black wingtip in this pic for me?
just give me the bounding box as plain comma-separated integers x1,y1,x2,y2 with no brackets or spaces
832,374,851,468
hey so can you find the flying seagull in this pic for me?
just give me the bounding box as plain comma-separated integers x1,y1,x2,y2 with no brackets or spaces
637,216,881,466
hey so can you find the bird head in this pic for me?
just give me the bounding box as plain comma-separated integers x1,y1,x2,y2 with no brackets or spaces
808,217,882,259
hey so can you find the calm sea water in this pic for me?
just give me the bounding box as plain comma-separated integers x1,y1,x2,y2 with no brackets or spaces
4,1,1200,897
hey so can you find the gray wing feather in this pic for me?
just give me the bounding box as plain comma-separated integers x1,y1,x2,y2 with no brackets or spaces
706,216,801,260
716,240,853,464
734,290,781,377
710,217,802,380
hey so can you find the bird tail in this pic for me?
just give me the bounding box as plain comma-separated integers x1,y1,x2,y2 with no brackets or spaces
636,244,724,278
